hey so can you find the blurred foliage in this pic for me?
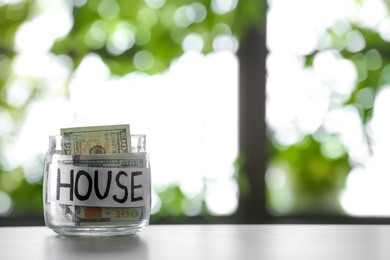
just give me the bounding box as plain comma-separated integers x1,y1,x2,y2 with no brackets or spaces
0,0,265,219
8,0,388,220
0,0,44,217
0,1,30,111
267,6,390,215
52,0,265,76
268,136,350,214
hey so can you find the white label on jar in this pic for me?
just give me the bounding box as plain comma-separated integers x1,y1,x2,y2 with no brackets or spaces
48,154,149,208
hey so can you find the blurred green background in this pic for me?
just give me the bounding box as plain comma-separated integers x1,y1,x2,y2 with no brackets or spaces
1,0,390,225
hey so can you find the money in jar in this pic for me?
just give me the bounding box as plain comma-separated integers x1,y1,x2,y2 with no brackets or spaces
43,124,151,236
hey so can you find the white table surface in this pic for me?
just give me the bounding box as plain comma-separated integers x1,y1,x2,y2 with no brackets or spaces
1,224,390,260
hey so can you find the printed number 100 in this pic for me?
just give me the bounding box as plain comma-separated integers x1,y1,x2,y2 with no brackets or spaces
116,209,139,219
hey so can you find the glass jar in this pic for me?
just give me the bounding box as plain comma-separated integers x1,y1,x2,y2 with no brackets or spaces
43,134,151,236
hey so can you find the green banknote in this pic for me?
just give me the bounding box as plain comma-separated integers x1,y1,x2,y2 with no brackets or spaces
58,124,145,226
60,124,131,155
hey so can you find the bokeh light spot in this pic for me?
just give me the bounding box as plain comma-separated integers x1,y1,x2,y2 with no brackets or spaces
0,192,13,216
85,21,107,50
268,4,317,55
365,49,382,71
316,31,332,50
24,158,44,184
174,5,195,27
181,198,202,216
381,64,390,83
345,30,365,53
5,79,31,108
265,167,286,190
75,53,111,79
160,4,175,28
213,35,239,53
273,125,302,147
212,23,231,37
107,24,136,55
183,33,204,52
0,109,14,135
320,135,345,159
205,179,238,216
356,87,374,109
211,0,238,15
358,0,387,29
15,9,73,53
313,50,357,97
144,0,165,9
73,0,87,7
190,2,207,23
98,0,120,20
134,50,154,71
137,8,158,28
354,56,368,82
151,191,161,214
378,18,390,42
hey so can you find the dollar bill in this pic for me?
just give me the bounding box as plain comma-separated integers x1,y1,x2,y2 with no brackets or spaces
57,124,146,226
60,124,131,155
76,206,144,226
58,154,145,168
